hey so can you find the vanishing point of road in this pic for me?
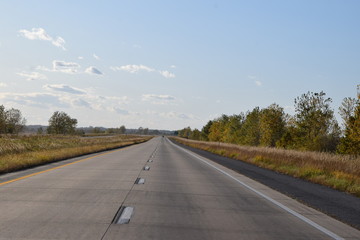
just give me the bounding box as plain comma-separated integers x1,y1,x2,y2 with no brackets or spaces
0,137,359,239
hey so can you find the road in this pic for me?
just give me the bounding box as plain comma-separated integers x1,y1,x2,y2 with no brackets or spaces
0,137,359,239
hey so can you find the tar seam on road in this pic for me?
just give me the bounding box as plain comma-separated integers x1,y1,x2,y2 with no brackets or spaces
167,138,344,240
0,148,126,187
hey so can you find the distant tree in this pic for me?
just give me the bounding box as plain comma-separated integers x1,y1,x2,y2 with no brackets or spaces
259,104,286,147
0,105,26,134
0,105,7,133
337,86,360,155
37,127,44,135
208,119,225,142
143,128,149,135
92,127,104,134
293,91,339,151
119,125,126,134
137,127,144,135
190,128,201,140
222,114,244,144
238,107,261,146
178,127,192,138
201,120,213,141
47,111,77,135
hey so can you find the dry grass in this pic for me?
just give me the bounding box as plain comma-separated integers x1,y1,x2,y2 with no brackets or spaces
0,135,151,174
173,137,360,197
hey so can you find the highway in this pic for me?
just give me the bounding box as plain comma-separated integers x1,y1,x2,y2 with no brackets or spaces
0,137,359,239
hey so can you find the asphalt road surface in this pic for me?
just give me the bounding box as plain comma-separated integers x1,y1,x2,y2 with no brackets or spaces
0,137,359,239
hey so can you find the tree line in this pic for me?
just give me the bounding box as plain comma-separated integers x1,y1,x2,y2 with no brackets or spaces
178,87,360,155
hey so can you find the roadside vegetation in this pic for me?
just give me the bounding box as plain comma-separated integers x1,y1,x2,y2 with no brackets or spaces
0,135,151,174
178,87,360,155
173,137,360,197
0,109,152,174
176,87,360,197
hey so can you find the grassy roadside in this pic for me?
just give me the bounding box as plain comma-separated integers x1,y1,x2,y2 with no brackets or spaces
172,137,360,197
0,135,151,174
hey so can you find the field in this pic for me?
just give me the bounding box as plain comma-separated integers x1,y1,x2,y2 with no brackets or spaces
0,135,151,174
173,137,360,197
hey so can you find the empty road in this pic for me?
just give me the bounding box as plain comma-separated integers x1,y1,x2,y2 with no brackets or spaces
0,137,359,239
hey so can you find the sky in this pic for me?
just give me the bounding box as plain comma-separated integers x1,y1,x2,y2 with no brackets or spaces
0,0,359,130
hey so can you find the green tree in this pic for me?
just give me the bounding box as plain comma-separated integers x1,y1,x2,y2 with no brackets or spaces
0,106,26,134
259,104,286,147
222,114,244,144
47,111,78,135
119,125,126,134
293,91,339,151
208,115,229,142
190,128,201,140
337,86,360,154
239,107,261,146
178,127,192,138
201,120,213,141
0,105,7,133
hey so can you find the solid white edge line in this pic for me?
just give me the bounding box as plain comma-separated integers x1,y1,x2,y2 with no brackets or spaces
167,138,344,240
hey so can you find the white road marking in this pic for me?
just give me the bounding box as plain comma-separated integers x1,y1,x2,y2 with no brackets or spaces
167,138,344,240
116,206,134,224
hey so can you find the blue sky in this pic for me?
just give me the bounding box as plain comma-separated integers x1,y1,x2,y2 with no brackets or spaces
0,0,359,130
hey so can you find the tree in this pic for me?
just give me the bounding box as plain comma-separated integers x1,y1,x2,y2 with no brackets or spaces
259,104,286,147
201,120,213,141
47,111,77,135
119,125,126,134
238,107,261,146
337,86,360,155
0,105,26,134
0,105,7,133
189,128,201,140
178,127,192,138
293,91,339,151
222,114,244,144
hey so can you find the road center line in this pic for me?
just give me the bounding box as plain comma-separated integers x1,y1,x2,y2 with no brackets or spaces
167,138,344,240
0,148,124,187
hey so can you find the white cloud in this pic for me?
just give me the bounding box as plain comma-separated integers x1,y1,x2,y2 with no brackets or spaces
0,83,7,87
18,28,66,50
85,66,103,75
0,92,69,108
170,65,176,69
111,64,155,73
247,75,257,80
142,94,175,104
111,64,175,78
158,111,196,120
17,72,47,81
78,56,84,60
112,107,129,115
37,60,80,74
159,70,175,79
43,84,86,95
255,80,262,86
93,54,100,60
72,99,92,108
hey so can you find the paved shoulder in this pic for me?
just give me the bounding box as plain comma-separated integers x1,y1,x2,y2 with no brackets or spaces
170,138,360,230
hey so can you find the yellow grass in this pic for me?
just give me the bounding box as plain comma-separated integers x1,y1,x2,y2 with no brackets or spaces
0,135,151,173
173,137,360,197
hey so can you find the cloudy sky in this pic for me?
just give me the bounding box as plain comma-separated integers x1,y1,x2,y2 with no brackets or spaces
0,1,359,130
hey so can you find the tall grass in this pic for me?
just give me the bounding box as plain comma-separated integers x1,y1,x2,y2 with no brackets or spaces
173,137,360,197
0,135,151,174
